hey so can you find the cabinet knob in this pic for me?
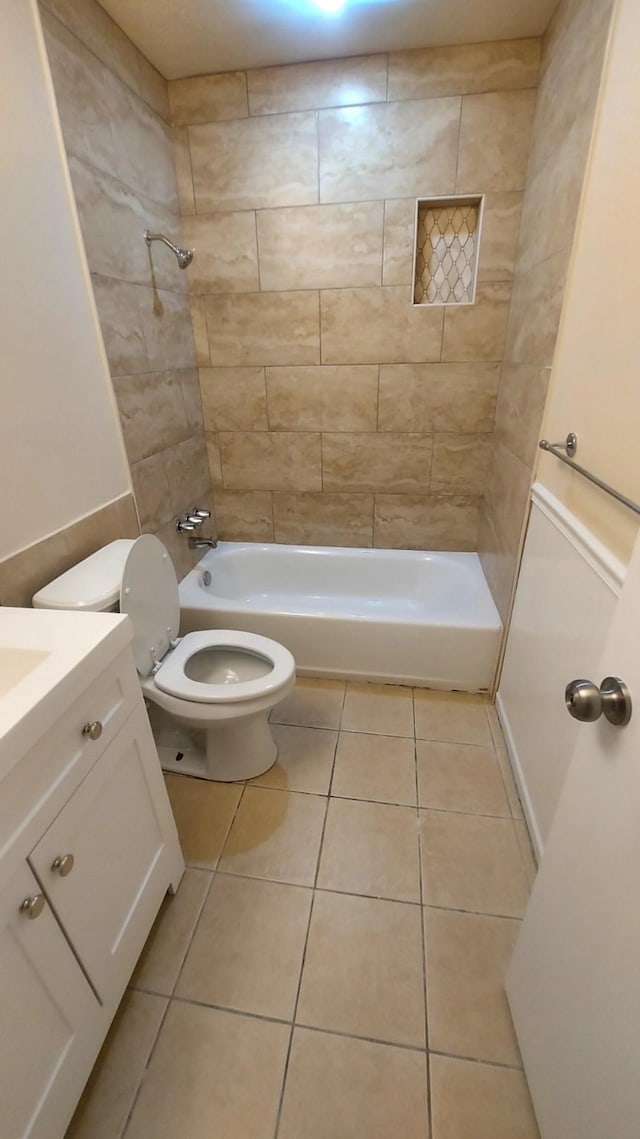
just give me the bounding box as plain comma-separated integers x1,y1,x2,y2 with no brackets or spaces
20,894,45,920
82,720,103,740
51,853,75,877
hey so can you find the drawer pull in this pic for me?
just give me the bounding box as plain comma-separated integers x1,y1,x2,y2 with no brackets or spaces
82,720,103,741
20,894,45,920
51,853,75,877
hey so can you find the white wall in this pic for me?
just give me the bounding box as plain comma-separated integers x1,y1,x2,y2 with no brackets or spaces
498,487,621,854
0,0,131,561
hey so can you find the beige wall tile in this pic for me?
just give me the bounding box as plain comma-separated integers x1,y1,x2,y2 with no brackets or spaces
106,74,178,211
136,287,196,370
494,362,552,469
378,363,499,433
164,433,210,516
169,72,248,125
442,282,511,362
190,295,210,365
477,506,519,625
382,198,416,286
257,202,384,291
278,1029,428,1139
206,291,320,366
180,368,205,431
456,90,537,193
182,212,259,293
206,432,224,488
425,907,521,1065
321,286,443,365
483,441,531,563
113,371,191,464
319,98,460,203
477,192,523,283
190,112,318,211
517,116,594,271
214,490,274,541
172,125,195,215
266,365,378,431
297,890,426,1047
125,1003,289,1139
503,250,567,366
248,54,388,115
219,431,322,491
131,452,173,531
273,492,374,546
0,530,70,608
322,433,432,493
373,494,480,551
200,367,268,431
431,433,492,494
91,274,148,375
388,38,540,101
136,52,169,120
430,1055,540,1139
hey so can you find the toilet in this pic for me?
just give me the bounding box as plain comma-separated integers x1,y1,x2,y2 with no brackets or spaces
33,535,296,782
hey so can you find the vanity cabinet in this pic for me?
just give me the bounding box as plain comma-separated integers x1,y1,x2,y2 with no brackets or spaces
0,618,184,1139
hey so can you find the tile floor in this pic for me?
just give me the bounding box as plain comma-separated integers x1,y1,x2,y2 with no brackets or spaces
65,680,540,1139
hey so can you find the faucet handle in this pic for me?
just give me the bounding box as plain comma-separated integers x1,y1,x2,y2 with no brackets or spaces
176,519,196,533
191,507,211,519
185,514,204,526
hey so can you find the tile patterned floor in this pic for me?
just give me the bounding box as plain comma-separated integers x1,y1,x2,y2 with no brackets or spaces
65,680,540,1139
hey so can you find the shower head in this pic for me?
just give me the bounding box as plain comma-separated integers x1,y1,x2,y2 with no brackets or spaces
144,229,194,270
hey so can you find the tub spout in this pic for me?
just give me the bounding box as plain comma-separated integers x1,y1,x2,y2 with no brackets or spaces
188,536,218,550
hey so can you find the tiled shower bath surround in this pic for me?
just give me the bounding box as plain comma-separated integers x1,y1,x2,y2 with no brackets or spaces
64,681,539,1139
171,41,540,551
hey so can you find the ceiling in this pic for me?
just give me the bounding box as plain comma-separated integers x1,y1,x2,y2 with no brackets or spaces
97,0,558,81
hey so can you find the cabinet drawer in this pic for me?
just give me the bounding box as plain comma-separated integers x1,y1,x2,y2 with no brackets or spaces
0,649,140,860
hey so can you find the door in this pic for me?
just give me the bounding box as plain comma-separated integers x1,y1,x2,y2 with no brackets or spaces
29,704,182,1007
0,860,100,1139
506,528,640,1138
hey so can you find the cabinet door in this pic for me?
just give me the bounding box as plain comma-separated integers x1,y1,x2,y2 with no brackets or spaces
29,704,183,1007
0,861,100,1139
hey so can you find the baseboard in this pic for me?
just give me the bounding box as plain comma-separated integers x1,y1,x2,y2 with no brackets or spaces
495,690,543,863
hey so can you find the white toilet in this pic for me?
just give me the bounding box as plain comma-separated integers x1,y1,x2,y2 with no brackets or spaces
33,535,296,782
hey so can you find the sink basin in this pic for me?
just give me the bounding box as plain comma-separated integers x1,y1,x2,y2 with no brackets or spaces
0,647,50,697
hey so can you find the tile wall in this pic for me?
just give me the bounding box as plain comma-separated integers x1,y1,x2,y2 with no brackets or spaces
171,41,540,548
39,0,214,579
479,0,614,619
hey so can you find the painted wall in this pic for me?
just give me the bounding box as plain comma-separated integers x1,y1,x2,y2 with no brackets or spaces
170,43,540,547
0,0,131,566
39,0,214,578
537,0,640,565
479,0,614,621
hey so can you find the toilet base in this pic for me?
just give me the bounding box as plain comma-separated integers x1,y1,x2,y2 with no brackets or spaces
156,709,278,782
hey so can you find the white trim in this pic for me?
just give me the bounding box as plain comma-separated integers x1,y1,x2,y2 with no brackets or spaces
531,482,625,595
496,690,544,862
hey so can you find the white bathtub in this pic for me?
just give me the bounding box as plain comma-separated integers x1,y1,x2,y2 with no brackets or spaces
178,542,502,691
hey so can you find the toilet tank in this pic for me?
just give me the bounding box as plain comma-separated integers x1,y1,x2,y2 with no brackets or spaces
33,539,136,611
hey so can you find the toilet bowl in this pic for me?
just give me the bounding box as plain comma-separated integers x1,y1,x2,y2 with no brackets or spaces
33,535,296,782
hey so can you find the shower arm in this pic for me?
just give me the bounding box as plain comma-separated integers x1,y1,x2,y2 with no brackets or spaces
143,228,194,269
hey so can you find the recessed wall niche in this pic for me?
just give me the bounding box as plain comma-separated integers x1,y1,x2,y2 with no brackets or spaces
413,196,484,306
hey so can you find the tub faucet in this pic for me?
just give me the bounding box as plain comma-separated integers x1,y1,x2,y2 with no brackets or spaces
188,536,218,550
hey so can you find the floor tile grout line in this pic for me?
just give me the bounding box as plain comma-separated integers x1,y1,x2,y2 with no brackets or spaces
167,867,219,1001
428,1046,525,1073
416,734,433,1139
120,991,174,1139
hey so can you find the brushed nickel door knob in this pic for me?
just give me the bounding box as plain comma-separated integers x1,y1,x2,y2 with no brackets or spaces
565,676,631,726
20,894,45,919
51,853,74,877
82,720,103,740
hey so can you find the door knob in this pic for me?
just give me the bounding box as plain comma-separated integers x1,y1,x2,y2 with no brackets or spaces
565,676,632,726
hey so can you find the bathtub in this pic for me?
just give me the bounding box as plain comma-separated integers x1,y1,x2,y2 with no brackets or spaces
178,542,502,691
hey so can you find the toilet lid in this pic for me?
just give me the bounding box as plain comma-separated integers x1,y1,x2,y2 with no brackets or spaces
120,535,180,676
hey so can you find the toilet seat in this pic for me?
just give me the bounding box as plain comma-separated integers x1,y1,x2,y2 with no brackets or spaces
154,629,294,704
